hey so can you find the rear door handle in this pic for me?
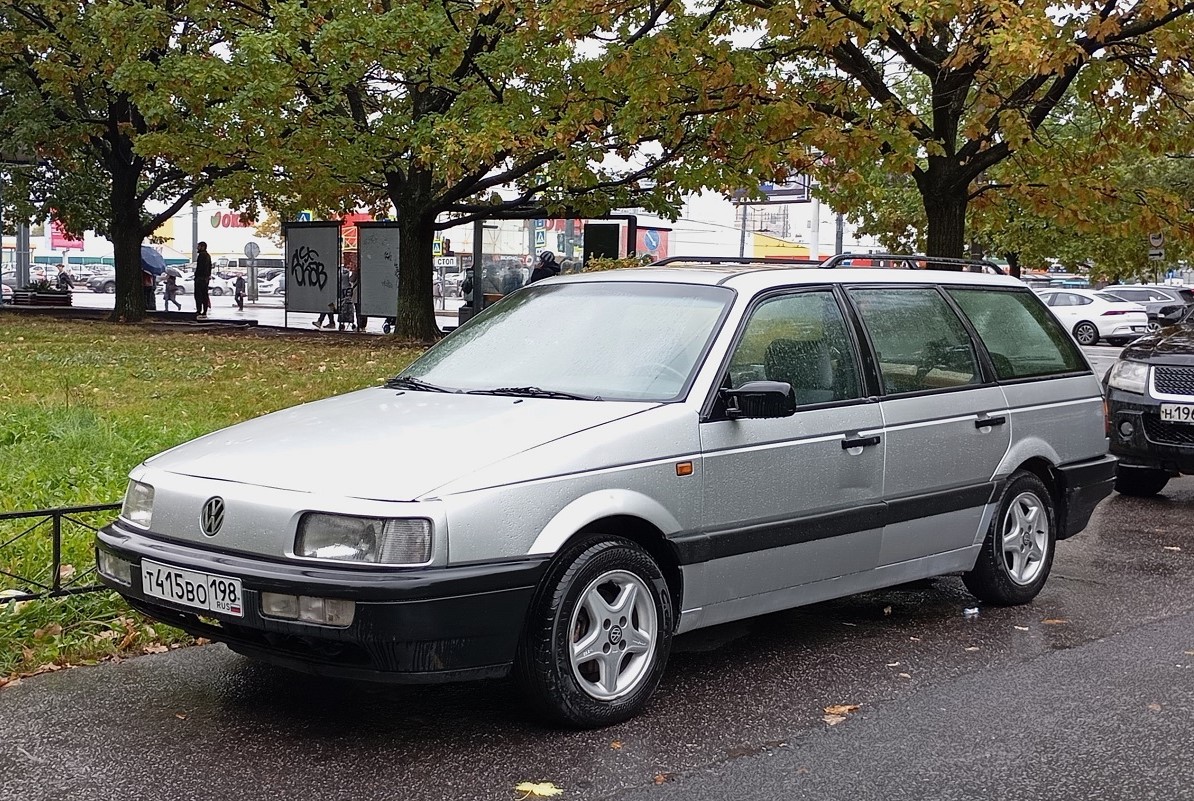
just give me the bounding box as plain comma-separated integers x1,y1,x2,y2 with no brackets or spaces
975,415,1007,429
842,435,881,450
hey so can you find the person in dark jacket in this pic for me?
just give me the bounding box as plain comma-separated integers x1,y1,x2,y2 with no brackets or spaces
528,250,561,284
194,241,212,318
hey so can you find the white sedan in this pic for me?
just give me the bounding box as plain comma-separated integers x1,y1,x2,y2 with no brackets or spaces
158,274,234,296
1036,288,1149,346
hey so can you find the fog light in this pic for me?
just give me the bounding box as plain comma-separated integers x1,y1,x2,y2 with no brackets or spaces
261,592,354,627
1118,420,1135,438
298,596,355,627
96,549,132,586
260,592,299,620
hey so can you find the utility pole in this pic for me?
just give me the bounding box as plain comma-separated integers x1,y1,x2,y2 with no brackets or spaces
738,202,748,258
809,197,821,261
191,202,199,263
834,211,845,255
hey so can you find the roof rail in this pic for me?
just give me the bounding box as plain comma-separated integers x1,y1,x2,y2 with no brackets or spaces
819,252,1005,275
649,256,822,267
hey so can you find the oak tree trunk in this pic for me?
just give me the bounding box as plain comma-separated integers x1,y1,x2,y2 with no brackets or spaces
916,161,969,262
391,209,441,342
109,160,146,322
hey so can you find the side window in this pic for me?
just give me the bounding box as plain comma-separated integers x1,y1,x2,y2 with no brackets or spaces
1040,293,1059,306
727,290,861,405
850,288,981,395
947,289,1086,379
1076,295,1093,306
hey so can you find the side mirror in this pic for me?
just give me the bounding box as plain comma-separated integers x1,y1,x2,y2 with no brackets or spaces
720,381,797,420
1158,304,1188,327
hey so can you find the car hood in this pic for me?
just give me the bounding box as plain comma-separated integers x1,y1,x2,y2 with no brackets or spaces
1122,324,1194,366
141,387,657,501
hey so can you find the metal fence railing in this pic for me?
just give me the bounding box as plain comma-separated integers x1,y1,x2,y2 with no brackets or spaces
0,503,120,601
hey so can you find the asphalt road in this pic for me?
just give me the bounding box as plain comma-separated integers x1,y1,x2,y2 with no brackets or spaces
1,479,1192,801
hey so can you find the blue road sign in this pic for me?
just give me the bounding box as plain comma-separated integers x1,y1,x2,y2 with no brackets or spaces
644,230,661,251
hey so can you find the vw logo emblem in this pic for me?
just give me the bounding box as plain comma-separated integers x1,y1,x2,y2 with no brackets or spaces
200,497,225,537
609,626,623,645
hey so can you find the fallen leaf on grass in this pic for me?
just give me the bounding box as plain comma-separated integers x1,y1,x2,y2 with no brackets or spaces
175,713,187,720
610,740,623,750
514,782,563,798
653,773,676,785
142,644,169,655
1147,703,1162,712
898,673,912,679
1014,625,1030,631
58,564,76,581
886,662,900,667
195,637,211,646
909,636,922,642
1185,651,1194,656
824,704,861,716
1163,546,1182,552
822,714,847,726
964,646,980,652
1041,619,1069,625
33,623,62,640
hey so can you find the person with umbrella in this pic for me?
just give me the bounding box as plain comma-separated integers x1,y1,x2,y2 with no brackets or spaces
163,266,182,310
140,245,167,311
194,242,212,319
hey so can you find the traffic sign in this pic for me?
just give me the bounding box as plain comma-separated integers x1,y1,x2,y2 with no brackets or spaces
244,242,260,260
294,211,312,222
534,230,547,248
1149,248,1165,262
644,230,661,251
1149,232,1165,248
433,256,458,268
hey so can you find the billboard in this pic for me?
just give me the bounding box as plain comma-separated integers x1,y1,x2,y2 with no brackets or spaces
357,223,400,318
50,220,84,250
283,222,340,314
733,176,813,205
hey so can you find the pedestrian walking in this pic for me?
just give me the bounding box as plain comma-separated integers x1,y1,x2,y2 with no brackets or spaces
234,274,246,311
164,272,182,310
141,270,157,310
194,242,212,319
56,264,73,291
313,303,337,329
528,250,562,284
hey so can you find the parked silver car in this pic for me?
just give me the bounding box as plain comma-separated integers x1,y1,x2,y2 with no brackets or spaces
97,262,1115,727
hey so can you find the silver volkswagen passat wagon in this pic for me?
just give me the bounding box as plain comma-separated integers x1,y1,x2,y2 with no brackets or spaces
97,262,1115,727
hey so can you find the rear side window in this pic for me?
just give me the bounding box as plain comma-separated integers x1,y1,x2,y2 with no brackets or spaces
849,288,981,394
947,289,1086,380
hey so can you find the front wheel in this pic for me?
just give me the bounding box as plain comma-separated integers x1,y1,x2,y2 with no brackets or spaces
963,471,1057,605
516,536,673,728
103,282,115,294
1115,466,1170,497
210,287,224,297
1073,321,1099,346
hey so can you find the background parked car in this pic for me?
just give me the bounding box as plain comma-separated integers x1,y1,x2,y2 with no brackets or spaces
1036,288,1149,346
258,275,286,295
156,273,234,296
1101,285,1194,332
87,270,118,293
1,283,12,303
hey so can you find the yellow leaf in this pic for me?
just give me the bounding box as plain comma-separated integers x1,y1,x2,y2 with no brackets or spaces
514,782,563,798
1042,619,1069,625
610,740,623,750
823,703,861,716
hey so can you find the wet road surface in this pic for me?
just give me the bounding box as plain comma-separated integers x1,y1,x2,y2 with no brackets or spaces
1,478,1191,801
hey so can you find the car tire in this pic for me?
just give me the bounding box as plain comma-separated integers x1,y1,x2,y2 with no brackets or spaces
176,286,187,295
1147,321,1161,333
515,536,673,728
963,471,1057,606
210,287,224,297
1073,321,1099,346
1114,466,1170,497
103,282,116,294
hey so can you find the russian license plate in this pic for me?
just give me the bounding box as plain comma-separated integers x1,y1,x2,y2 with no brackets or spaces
141,559,243,617
1160,404,1194,424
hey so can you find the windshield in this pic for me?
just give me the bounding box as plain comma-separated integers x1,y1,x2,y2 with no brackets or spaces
398,282,734,401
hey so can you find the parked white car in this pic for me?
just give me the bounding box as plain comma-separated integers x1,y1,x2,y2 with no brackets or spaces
1036,288,1148,346
158,273,234,296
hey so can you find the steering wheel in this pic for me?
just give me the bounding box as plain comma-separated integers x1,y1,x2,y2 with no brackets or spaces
641,362,688,384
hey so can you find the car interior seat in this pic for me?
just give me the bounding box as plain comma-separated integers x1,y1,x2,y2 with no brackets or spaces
764,337,836,405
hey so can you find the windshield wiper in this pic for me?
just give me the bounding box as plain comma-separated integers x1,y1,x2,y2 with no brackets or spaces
386,376,456,393
467,386,600,401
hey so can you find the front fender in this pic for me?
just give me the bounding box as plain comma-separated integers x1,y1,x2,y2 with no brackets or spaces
527,490,683,556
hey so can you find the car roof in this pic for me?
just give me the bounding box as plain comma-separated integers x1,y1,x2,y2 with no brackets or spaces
561,265,1025,292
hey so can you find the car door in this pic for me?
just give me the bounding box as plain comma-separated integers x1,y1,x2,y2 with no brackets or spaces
847,286,1011,566
692,287,885,618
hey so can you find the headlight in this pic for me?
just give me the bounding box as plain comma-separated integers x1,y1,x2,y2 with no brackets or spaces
1108,360,1149,394
295,513,432,565
120,481,154,529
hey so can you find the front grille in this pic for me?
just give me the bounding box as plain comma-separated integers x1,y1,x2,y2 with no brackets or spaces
1154,366,1194,397
1142,415,1194,446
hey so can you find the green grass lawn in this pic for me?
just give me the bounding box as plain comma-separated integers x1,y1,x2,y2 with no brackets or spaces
0,317,424,681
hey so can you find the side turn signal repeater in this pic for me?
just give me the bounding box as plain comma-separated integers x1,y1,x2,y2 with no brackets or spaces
675,461,694,477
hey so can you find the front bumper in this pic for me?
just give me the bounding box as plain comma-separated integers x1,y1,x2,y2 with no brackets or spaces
96,522,548,683
1056,454,1118,539
1107,390,1194,475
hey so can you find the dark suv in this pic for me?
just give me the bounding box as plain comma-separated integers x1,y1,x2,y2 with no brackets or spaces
1103,285,1194,332
1105,304,1194,495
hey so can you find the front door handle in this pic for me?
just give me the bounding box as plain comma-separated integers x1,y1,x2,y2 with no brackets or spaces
975,415,1007,429
842,434,881,450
